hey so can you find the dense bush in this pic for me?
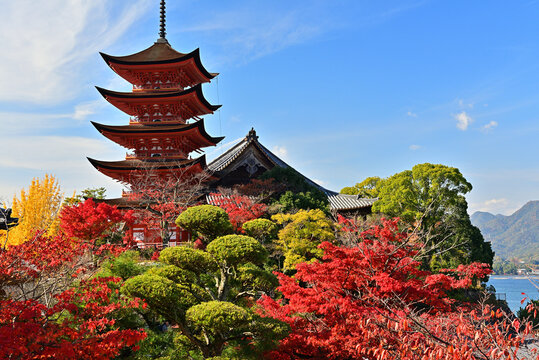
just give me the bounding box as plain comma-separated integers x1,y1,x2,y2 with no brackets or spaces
260,167,329,212
242,218,278,243
207,234,267,267
121,233,286,359
272,209,335,270
260,219,526,360
175,205,233,242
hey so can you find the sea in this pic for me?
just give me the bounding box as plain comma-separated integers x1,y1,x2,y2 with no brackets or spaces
487,275,539,315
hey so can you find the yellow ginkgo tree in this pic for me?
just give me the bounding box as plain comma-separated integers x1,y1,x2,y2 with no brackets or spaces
1,174,64,247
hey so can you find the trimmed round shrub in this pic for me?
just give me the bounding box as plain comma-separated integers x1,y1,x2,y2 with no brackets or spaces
175,205,233,242
122,274,196,321
237,263,278,292
242,218,278,243
159,246,217,274
186,301,251,335
207,235,267,267
146,264,197,285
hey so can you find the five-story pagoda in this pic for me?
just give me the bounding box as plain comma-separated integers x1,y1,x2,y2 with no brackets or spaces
88,1,222,245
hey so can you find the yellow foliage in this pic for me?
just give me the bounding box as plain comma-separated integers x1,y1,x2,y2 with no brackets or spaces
0,175,64,247
272,209,335,270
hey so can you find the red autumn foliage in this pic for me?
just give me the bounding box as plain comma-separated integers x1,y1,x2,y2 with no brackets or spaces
0,232,85,288
0,232,146,359
129,190,185,228
0,277,146,359
59,198,134,250
260,218,535,360
151,250,161,261
210,193,268,231
125,171,209,242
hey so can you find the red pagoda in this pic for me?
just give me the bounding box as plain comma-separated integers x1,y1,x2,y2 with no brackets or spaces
88,1,223,246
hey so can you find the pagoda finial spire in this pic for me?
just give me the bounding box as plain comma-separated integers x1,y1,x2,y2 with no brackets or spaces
158,0,167,41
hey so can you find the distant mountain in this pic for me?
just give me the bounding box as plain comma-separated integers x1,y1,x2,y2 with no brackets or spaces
470,211,497,228
471,201,539,261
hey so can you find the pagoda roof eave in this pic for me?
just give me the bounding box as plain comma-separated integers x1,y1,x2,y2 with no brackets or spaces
91,120,225,146
95,84,221,112
87,156,207,172
100,46,216,80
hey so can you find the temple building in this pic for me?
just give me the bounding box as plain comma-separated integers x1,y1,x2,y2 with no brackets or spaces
88,1,222,245
88,1,373,246
207,128,375,216
89,44,221,183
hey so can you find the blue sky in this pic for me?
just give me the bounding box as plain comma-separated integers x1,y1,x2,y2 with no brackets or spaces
1,0,538,215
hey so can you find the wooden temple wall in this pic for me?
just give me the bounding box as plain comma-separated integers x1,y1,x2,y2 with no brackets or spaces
129,224,192,249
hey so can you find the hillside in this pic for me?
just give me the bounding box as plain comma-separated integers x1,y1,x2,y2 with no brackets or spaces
471,201,539,261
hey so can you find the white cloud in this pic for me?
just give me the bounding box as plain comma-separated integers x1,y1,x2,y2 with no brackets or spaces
0,0,151,104
0,102,104,134
70,100,104,121
454,111,473,130
409,144,421,150
458,99,474,109
312,178,326,186
407,111,417,117
0,135,120,171
229,115,241,123
0,135,125,201
482,121,498,131
272,146,288,159
469,198,518,215
183,7,327,64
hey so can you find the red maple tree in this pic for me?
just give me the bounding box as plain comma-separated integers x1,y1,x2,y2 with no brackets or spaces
59,198,134,255
125,169,210,244
0,231,146,359
210,192,268,231
0,277,146,359
260,218,536,359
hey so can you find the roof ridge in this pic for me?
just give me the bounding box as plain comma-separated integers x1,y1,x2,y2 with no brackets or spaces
207,137,249,170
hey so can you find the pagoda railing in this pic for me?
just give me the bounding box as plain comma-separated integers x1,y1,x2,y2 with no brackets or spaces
129,116,184,124
126,152,188,160
131,241,190,249
132,84,180,91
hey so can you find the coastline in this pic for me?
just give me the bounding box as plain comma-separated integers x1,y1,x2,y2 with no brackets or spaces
489,275,539,280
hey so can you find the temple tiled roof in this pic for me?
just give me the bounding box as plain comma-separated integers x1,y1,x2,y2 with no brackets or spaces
95,84,221,118
101,42,188,63
208,129,287,172
91,120,225,145
205,193,259,205
88,156,205,171
326,194,377,211
208,129,376,212
95,84,220,110
100,43,217,78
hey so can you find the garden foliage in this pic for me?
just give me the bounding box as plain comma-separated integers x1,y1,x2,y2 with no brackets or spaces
260,218,530,360
1,174,63,247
